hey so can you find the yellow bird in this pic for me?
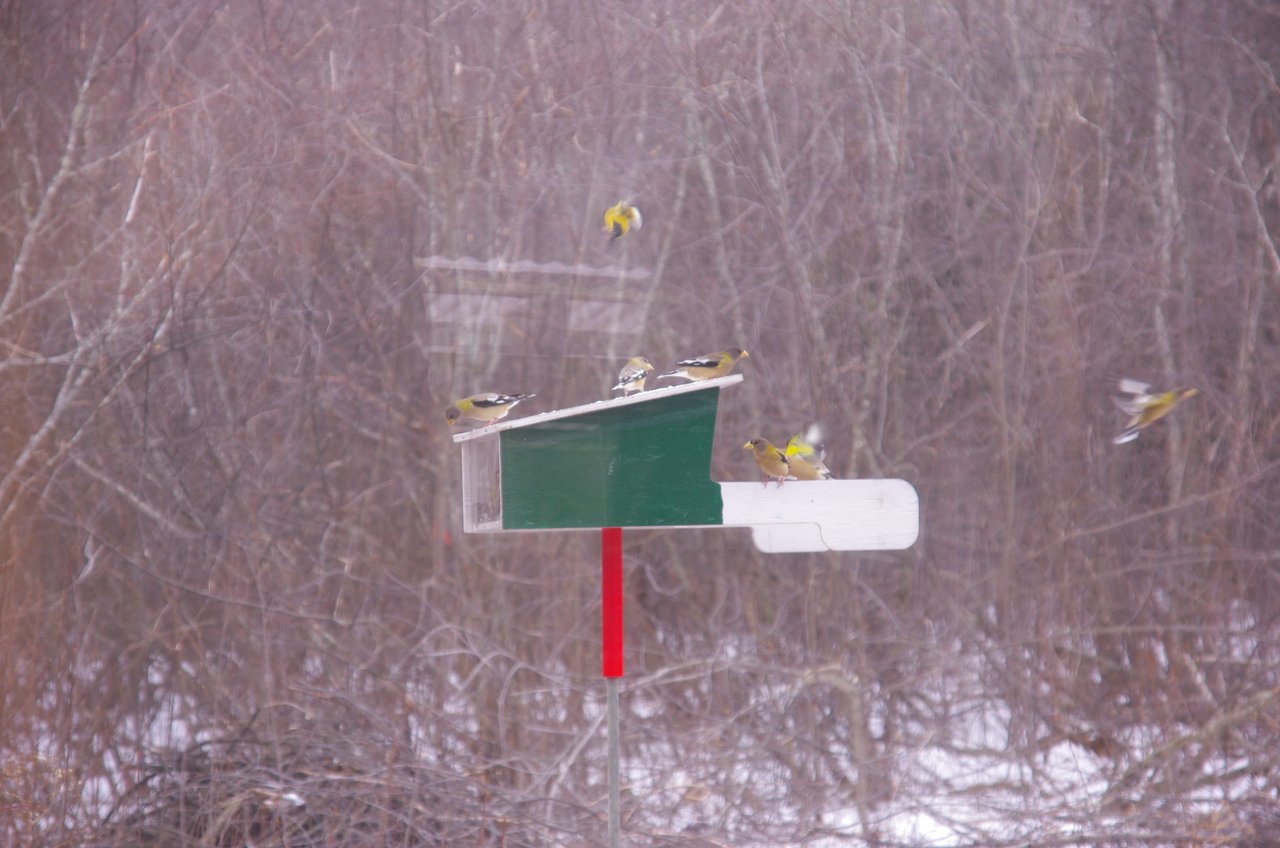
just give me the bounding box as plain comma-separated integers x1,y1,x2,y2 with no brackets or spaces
744,438,789,487
785,432,833,480
603,201,642,241
612,356,655,396
1112,378,1198,444
445,392,536,427
658,348,749,382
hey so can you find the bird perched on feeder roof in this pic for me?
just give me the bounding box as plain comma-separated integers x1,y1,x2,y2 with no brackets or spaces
612,356,655,396
1111,378,1198,445
445,392,536,427
785,429,833,480
658,347,749,382
603,201,642,241
744,438,790,487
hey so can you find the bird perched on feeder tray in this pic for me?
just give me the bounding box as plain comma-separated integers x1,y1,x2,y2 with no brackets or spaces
785,429,833,480
611,356,655,396
658,347,749,382
603,201,642,242
744,438,790,487
445,392,536,427
1111,378,1198,445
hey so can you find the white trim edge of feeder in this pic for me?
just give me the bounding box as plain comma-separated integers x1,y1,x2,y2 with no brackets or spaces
451,374,745,443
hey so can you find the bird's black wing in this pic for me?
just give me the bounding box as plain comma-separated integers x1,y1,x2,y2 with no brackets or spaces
473,393,527,409
674,355,720,369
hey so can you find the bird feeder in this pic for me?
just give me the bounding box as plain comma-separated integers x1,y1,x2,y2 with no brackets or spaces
451,375,919,552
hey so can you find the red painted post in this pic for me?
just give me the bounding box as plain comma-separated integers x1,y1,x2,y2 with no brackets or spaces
601,527,624,677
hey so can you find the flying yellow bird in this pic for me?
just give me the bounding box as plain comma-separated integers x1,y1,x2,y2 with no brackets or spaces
785,432,833,480
612,356,655,395
744,438,789,487
1111,378,1198,445
658,348,749,382
603,201,642,241
445,392,536,427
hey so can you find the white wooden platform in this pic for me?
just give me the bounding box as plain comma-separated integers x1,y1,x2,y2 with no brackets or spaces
721,479,919,552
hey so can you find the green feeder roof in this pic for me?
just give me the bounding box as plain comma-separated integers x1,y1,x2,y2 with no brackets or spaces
453,376,741,531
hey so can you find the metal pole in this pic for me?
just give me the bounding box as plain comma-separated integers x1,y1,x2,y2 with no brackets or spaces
607,676,621,848
601,527,624,848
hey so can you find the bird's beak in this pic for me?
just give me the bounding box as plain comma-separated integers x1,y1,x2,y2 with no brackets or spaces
743,441,752,450
742,350,750,357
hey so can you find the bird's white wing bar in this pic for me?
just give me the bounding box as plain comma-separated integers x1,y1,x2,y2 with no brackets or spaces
1117,378,1153,396
473,393,524,408
675,356,721,368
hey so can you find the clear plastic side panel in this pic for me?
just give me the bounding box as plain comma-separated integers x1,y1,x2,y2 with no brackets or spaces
461,437,503,532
